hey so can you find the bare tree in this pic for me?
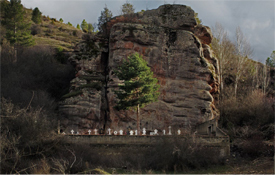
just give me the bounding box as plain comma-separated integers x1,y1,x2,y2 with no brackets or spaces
234,26,253,97
211,23,235,100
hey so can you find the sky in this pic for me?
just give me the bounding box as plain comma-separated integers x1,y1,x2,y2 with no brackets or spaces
20,0,275,63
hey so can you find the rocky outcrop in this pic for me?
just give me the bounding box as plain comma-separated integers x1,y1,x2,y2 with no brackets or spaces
59,4,219,134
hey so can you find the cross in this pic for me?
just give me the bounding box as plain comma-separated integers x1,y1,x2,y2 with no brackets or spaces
142,128,146,135
177,129,181,135
94,129,98,135
119,130,123,135
88,130,91,135
168,126,172,135
71,130,74,135
163,130,166,135
108,128,111,135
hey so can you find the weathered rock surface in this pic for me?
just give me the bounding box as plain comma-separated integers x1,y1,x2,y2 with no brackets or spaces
59,4,219,134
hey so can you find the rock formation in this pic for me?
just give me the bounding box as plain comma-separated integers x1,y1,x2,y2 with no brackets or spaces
59,4,219,134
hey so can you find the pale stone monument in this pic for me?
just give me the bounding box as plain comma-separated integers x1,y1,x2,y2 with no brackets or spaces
114,131,118,135
130,130,134,135
88,130,91,135
108,128,111,135
168,126,172,135
154,129,158,135
94,129,98,135
71,130,74,135
163,130,166,135
135,130,138,135
177,129,181,135
142,128,146,135
119,129,123,135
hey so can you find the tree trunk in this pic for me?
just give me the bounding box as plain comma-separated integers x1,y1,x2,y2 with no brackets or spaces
137,104,140,135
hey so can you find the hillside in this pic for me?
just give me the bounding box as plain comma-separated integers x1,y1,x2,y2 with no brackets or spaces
1,1,83,52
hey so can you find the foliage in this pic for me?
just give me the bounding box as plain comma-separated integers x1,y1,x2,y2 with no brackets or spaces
1,45,75,107
114,53,160,133
2,0,34,47
31,7,42,24
121,1,135,15
76,24,80,29
266,50,275,67
81,19,88,32
87,23,94,33
114,53,160,110
194,12,202,24
67,22,72,26
59,18,63,22
98,4,112,35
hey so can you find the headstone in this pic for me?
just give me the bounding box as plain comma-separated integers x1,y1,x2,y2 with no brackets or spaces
130,130,134,135
76,131,79,135
168,126,172,135
142,128,146,135
154,129,158,135
62,132,66,135
94,129,98,135
114,131,118,135
163,130,166,135
88,130,91,135
177,129,181,135
135,130,138,135
108,128,111,135
119,129,123,135
71,130,74,135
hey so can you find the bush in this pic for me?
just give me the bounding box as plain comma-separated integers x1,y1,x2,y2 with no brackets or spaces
31,24,42,35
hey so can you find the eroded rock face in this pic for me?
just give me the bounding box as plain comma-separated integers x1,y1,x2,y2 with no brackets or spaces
59,4,219,134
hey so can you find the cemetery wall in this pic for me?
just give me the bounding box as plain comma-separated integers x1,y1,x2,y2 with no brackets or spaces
64,135,230,157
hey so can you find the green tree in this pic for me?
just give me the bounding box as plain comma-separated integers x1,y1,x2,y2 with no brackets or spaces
67,22,72,26
2,0,34,61
266,51,275,67
31,7,42,24
121,1,135,15
81,19,88,32
98,4,112,35
76,24,81,29
59,18,63,22
194,13,202,25
87,23,94,33
114,53,160,134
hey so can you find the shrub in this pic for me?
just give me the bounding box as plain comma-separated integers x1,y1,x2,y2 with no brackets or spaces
31,24,42,35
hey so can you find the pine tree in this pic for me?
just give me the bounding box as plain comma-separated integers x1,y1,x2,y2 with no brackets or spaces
87,23,94,33
67,22,72,26
76,24,81,29
114,53,160,134
59,18,63,22
2,0,34,61
121,1,135,15
266,51,275,67
31,7,42,24
81,19,88,32
98,4,112,35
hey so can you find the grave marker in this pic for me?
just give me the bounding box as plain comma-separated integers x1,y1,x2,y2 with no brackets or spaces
142,128,146,135
94,129,98,135
71,130,74,135
119,130,123,135
130,130,134,135
88,130,91,135
177,129,181,135
163,130,166,135
168,126,172,135
108,128,111,135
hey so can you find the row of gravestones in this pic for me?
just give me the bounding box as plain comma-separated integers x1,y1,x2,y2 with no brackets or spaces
64,126,183,136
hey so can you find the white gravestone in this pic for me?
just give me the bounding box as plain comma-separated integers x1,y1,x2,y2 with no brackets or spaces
108,128,111,135
94,129,98,135
163,130,166,135
88,130,91,135
142,128,146,135
130,130,134,135
114,131,118,135
168,126,172,135
135,130,138,135
154,129,158,135
71,130,74,135
62,132,66,135
119,130,123,135
177,129,181,135
76,131,79,135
